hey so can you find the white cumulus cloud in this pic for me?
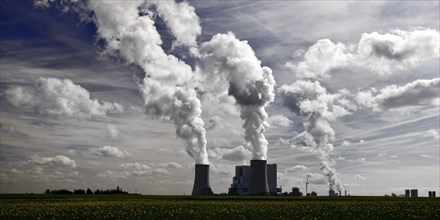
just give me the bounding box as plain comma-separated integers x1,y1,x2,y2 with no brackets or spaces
5,77,123,119
354,174,366,181
357,78,439,111
288,28,439,79
209,145,252,162
25,154,76,168
267,115,293,128
89,146,129,158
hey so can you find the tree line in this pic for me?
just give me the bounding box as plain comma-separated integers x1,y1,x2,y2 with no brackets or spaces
45,186,129,194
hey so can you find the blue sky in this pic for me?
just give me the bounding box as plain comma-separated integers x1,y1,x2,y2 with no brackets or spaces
0,0,439,196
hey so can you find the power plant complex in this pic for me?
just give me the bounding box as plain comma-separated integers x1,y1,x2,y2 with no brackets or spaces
192,160,281,195
228,161,281,195
191,164,438,197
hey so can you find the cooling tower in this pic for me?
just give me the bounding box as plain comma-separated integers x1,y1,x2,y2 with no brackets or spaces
248,160,269,195
192,164,214,195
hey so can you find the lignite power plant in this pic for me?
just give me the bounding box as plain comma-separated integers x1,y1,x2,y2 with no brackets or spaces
192,164,213,195
248,160,270,195
192,160,273,195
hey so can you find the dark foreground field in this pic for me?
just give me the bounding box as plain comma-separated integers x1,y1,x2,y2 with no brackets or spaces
1,194,439,219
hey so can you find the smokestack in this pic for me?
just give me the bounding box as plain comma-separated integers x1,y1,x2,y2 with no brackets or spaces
192,164,213,195
248,160,269,195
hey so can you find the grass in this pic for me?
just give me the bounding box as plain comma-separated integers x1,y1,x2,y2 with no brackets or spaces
1,194,439,219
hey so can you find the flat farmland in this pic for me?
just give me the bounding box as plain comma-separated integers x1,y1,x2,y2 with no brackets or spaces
1,194,439,219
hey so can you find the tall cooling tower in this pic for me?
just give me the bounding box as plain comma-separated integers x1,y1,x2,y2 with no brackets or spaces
192,164,214,195
248,160,269,195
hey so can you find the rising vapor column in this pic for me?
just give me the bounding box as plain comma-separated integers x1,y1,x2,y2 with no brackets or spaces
199,32,275,196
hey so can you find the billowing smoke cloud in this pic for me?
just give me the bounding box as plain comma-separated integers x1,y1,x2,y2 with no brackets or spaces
287,28,439,79
34,0,209,164
152,1,201,47
199,32,276,160
279,80,353,191
5,77,123,119
88,0,208,164
357,78,440,111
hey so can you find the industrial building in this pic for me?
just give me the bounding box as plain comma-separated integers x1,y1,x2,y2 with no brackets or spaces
428,191,436,198
329,189,338,196
228,165,250,195
228,163,281,195
410,189,418,197
291,187,301,196
405,189,410,197
191,164,213,195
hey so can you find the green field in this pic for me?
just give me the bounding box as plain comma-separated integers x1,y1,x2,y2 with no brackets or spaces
1,194,439,219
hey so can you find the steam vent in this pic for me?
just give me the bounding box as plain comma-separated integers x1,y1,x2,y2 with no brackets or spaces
248,160,269,195
192,164,214,195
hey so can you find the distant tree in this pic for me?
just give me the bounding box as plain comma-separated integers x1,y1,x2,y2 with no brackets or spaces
45,189,51,194
391,193,397,197
86,188,93,194
73,189,86,194
53,189,72,194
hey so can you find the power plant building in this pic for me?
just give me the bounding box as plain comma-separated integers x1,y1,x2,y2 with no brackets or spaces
228,165,251,195
405,189,410,197
229,163,281,195
192,164,214,195
267,164,281,194
410,189,418,197
329,189,338,196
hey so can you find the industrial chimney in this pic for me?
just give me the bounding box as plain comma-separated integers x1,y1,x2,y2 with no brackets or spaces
248,160,269,195
192,164,213,195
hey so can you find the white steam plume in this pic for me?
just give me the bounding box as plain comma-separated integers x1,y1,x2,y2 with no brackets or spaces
35,0,209,164
88,0,208,164
279,80,352,191
199,32,275,160
152,0,201,48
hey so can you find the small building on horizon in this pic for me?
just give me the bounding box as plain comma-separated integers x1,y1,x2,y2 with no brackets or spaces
291,187,301,196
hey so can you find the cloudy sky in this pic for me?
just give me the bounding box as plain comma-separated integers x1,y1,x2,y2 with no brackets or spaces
1,0,438,196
